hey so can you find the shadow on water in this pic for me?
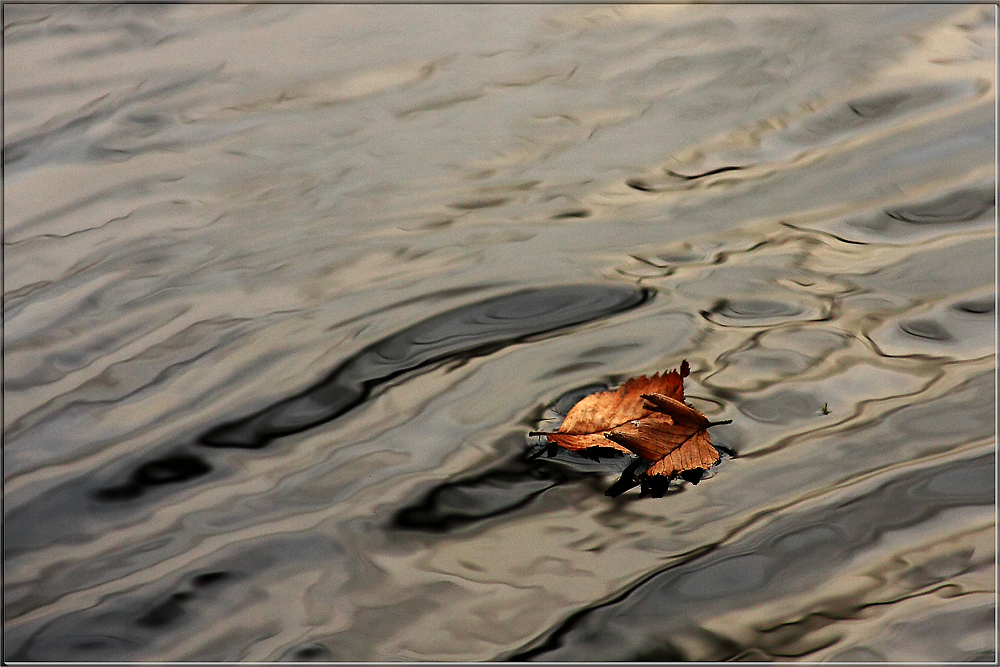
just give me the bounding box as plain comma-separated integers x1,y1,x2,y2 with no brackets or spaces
197,284,650,450
86,285,650,503
392,433,636,534
5,284,651,542
392,448,603,534
92,454,212,502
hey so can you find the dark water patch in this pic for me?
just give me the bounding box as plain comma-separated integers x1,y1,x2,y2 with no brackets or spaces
886,188,994,224
392,456,567,533
710,299,801,320
899,318,953,342
135,592,192,629
665,165,745,180
131,570,237,630
792,82,977,143
392,437,632,534
848,92,910,118
627,165,746,193
190,571,230,589
622,250,706,278
92,453,212,502
626,179,656,192
920,458,994,500
397,92,485,119
281,644,332,661
954,295,995,315
201,284,650,449
551,209,590,219
510,452,994,661
846,186,995,239
870,291,994,358
653,251,703,265
4,448,216,561
449,197,509,211
703,298,812,327
538,360,605,378
11,286,649,560
8,534,332,661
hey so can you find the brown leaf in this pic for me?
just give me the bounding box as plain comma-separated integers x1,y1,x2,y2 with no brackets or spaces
533,362,688,454
605,413,699,461
646,431,719,478
532,360,729,488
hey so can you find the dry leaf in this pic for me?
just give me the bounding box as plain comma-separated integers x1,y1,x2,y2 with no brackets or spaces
530,360,731,496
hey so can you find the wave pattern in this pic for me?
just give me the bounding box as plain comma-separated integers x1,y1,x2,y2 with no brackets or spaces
3,3,995,662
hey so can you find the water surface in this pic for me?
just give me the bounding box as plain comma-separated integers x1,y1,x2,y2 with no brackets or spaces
3,4,996,661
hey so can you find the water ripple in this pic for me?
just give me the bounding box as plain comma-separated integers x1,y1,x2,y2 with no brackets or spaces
200,284,649,449
3,3,994,662
510,452,994,661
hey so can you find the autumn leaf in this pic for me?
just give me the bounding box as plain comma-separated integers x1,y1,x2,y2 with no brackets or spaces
530,361,731,496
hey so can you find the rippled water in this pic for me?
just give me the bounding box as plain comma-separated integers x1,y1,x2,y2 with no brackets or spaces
3,4,996,662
